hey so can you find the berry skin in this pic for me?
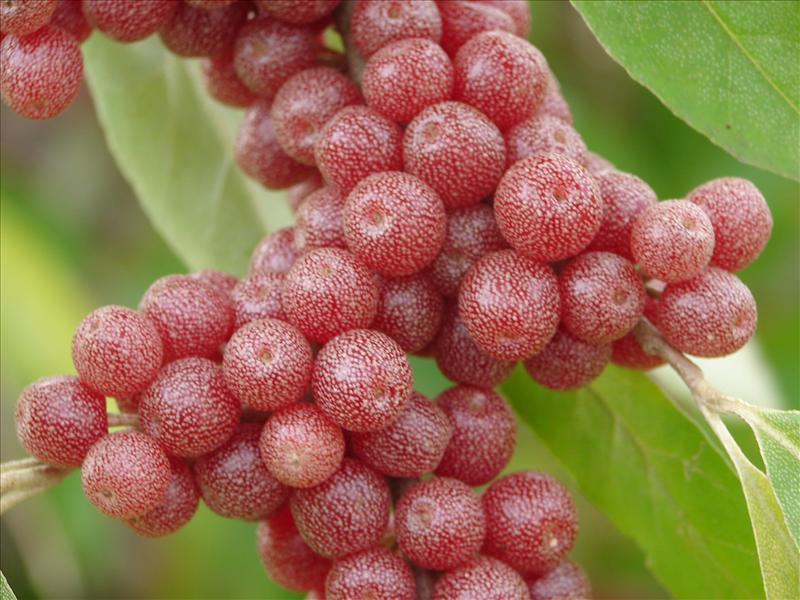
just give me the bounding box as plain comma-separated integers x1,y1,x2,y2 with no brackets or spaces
139,358,240,457
259,402,345,488
351,0,442,57
583,151,614,175
559,251,646,344
315,106,403,194
587,170,658,259
50,0,92,43
494,154,603,262
294,186,347,252
194,423,290,521
612,330,665,370
362,38,453,124
282,248,379,344
15,375,108,467
344,171,447,277
631,200,715,283
0,26,82,120
290,458,391,558
187,0,238,9
0,0,56,36
223,318,313,412
454,31,547,130
505,114,587,167
256,0,339,25
272,67,362,166
527,559,592,600
159,0,247,57
257,504,332,592
435,385,516,486
655,267,757,357
127,457,199,538
483,0,531,38
71,305,163,398
202,53,256,108
189,269,238,296
350,392,453,478
313,329,413,432
483,471,578,576
82,0,176,42
230,273,285,330
81,430,171,520
395,477,485,570
250,227,300,276
432,555,529,600
523,328,611,390
536,72,573,124
404,101,506,209
688,177,773,272
326,547,416,600
372,273,443,353
437,0,514,56
287,172,324,213
459,250,560,361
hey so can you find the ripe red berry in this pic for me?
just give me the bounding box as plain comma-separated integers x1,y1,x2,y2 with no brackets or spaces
351,0,442,57
313,329,413,432
433,555,529,600
71,305,163,398
559,251,646,344
459,250,560,361
291,458,391,558
81,430,171,519
326,547,416,600
505,114,587,167
83,0,176,42
583,151,614,175
194,423,290,521
527,559,592,600
202,52,256,108
287,172,324,213
189,269,238,296
611,330,665,370
372,273,443,353
536,72,573,124
159,0,247,57
294,186,347,252
230,273,285,329
523,328,611,390
404,101,505,209
254,0,338,25
187,0,238,9
437,0,514,56
483,0,531,37
435,384,516,486
50,0,92,43
362,37,453,124
15,375,107,467
282,248,378,343
0,26,82,120
127,457,199,537
688,177,773,272
250,227,300,276
0,0,56,36
494,154,603,262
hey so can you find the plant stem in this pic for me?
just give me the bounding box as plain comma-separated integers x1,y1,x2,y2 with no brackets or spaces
108,412,139,428
334,0,366,84
0,462,71,515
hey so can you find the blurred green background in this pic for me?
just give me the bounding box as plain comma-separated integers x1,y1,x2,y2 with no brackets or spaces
1,2,797,599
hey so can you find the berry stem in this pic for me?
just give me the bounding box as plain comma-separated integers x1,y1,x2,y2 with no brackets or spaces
0,461,71,514
108,412,140,428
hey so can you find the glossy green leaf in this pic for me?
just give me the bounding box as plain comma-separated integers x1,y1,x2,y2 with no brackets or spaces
502,365,762,599
571,1,800,180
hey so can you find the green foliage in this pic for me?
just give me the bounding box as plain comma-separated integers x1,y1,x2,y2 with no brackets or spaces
0,572,18,600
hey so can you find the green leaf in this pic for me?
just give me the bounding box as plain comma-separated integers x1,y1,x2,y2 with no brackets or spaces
571,1,800,180
502,365,763,599
82,35,293,275
0,572,18,600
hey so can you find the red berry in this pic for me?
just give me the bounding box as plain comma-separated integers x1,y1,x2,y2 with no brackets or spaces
435,384,516,486
559,251,646,344
83,0,176,42
71,305,163,398
127,457,199,537
282,248,379,343
139,358,240,457
432,555,529,600
291,458,391,558
536,72,573,124
527,559,592,600
81,430,171,519
115,395,140,414
583,151,614,175
287,172,324,213
50,0,92,43
187,0,238,9
482,0,530,37
326,547,415,600
404,101,505,209
505,114,587,167
257,504,332,592
294,186,347,252
0,0,56,35
687,177,773,272
223,318,313,411
256,0,339,25
611,331,665,370
459,249,560,360
313,329,413,432
159,0,246,57
344,171,446,276
351,0,442,57
437,0,514,56
202,52,256,108
189,269,238,295
194,423,290,520
494,154,603,262
15,375,107,467
372,273,443,353
0,26,82,120
230,273,285,329
250,227,300,275
523,328,611,390
259,402,345,488
362,38,453,124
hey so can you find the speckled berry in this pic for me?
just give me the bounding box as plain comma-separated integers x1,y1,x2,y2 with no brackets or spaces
159,0,246,57
437,0,514,56
326,546,416,600
483,0,530,37
1,0,56,35
372,273,443,353
127,457,199,537
536,72,573,124
432,555,529,600
287,172,324,213
527,559,592,600
202,52,256,107
611,295,664,370
83,0,176,42
524,328,610,390
256,0,339,25
187,0,238,9
351,0,441,57
583,151,614,175
505,114,586,167
50,0,92,43
230,273,285,329
190,269,238,296
250,227,300,275
294,186,347,252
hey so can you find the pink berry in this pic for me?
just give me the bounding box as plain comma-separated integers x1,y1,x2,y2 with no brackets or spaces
611,331,665,370
404,101,505,209
583,151,614,175
159,0,247,57
0,26,82,120
482,0,530,37
71,305,163,398
287,172,324,213
559,251,646,344
362,38,453,124
344,171,446,276
202,52,256,108
459,250,560,361
194,423,290,520
15,375,107,467
505,114,587,167
83,0,176,42
527,559,592,600
655,267,756,357
433,555,529,600
372,273,443,353
483,471,578,576
435,384,516,486
313,329,413,432
291,458,391,558
536,72,573,124
230,273,285,329
437,0,514,56
282,248,379,343
688,177,773,272
190,269,238,296
326,547,415,600
256,0,339,25
259,402,345,488
351,0,442,57
494,154,603,262
294,186,347,252
523,328,611,390
250,227,300,275
81,430,171,519
0,0,56,35
127,457,199,537
396,477,485,570
187,0,238,9
50,0,92,43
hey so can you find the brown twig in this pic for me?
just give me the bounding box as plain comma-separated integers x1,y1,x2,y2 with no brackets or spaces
0,461,71,514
